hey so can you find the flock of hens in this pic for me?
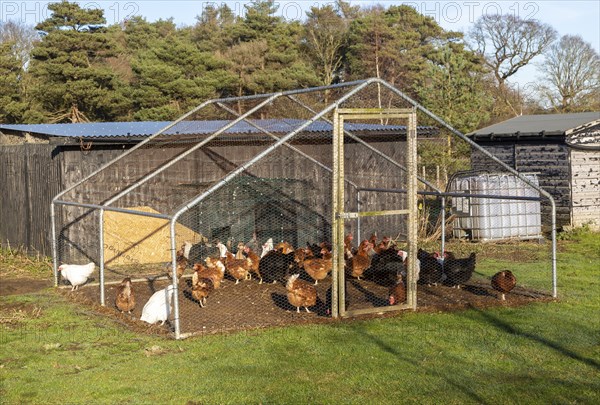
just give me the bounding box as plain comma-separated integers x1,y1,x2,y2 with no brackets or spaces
57,233,517,326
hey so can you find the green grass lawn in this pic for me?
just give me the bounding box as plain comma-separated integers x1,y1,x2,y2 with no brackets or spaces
1,231,599,404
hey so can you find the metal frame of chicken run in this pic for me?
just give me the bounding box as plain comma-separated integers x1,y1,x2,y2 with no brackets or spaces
51,78,558,339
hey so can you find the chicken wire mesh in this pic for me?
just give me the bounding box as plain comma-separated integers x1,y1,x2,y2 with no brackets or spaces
413,126,555,305
51,79,556,338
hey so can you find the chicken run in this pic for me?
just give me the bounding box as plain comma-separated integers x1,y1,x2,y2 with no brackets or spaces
51,79,557,339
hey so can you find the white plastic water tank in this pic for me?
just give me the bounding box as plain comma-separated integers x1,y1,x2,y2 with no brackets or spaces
449,172,542,241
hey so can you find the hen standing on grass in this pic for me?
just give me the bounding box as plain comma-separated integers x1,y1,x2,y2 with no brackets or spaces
115,277,135,314
58,262,95,291
491,270,517,300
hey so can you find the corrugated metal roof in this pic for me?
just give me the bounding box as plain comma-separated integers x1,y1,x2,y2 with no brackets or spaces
0,119,435,140
0,121,171,138
468,112,600,138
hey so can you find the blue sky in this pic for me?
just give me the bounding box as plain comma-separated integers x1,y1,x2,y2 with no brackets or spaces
3,1,599,88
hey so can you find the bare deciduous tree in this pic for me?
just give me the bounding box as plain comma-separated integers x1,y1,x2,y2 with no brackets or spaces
302,5,348,87
469,14,557,116
470,14,557,85
0,20,40,69
536,35,600,112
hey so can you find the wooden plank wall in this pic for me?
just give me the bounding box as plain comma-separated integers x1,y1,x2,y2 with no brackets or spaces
471,141,572,228
569,125,600,230
568,123,600,145
2,135,411,259
174,139,410,247
57,146,131,263
471,143,515,168
515,142,572,227
0,145,29,249
0,144,61,254
27,144,63,253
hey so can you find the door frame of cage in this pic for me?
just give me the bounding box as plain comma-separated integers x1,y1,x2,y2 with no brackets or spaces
331,108,419,318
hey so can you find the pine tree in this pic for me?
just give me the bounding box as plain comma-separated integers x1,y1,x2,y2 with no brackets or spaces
416,44,493,178
192,4,236,52
350,6,453,87
28,1,130,122
223,0,319,99
0,41,29,123
417,44,491,133
126,18,235,120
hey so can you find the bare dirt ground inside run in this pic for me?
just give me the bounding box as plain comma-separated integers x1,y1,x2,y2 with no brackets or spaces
28,270,554,338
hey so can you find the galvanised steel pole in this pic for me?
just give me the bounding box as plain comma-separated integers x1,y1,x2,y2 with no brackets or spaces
99,209,105,306
170,218,181,339
50,202,58,286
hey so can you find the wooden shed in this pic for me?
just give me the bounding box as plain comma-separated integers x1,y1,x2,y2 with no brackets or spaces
0,120,436,255
469,112,600,230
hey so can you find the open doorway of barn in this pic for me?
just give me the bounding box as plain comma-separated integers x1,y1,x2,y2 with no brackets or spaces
255,201,298,248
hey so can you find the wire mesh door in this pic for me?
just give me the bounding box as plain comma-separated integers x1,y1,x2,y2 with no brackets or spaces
332,108,419,318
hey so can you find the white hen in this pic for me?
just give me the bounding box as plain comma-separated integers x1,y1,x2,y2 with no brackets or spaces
260,238,274,258
215,242,228,258
58,262,95,291
397,250,420,282
140,285,175,325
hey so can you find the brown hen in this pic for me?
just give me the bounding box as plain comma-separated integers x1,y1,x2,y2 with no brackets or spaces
301,248,332,285
388,276,406,306
191,268,214,308
243,246,263,283
491,270,517,300
286,274,317,313
224,251,252,284
115,277,135,314
348,240,372,280
195,259,225,289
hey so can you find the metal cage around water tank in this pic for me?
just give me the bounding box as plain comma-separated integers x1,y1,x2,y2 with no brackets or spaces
449,172,542,241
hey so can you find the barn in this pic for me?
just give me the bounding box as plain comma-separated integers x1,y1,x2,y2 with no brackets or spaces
469,112,600,230
0,119,436,256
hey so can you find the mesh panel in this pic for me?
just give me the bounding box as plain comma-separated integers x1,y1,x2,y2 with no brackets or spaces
415,126,553,301
52,80,555,338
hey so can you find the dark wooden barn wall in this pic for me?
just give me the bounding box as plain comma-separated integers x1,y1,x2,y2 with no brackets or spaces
56,146,129,263
0,144,62,253
2,135,411,260
471,141,572,227
103,138,408,250
60,148,125,194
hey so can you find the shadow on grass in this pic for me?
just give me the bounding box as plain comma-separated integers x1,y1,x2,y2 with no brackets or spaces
351,324,491,404
463,306,600,371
